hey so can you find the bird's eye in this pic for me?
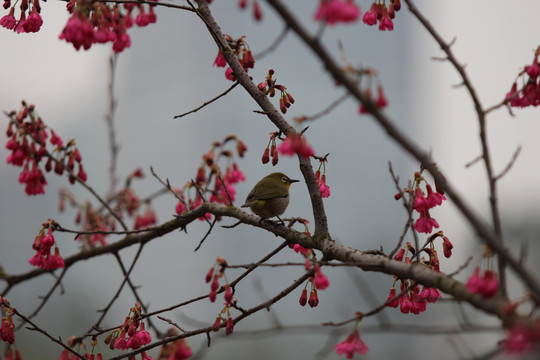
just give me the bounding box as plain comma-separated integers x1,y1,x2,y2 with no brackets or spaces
281,176,287,183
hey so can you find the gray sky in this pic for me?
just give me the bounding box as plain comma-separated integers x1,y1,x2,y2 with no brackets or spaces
1,1,540,359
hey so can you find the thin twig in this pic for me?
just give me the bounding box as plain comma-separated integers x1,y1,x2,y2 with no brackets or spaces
194,217,217,251
174,82,239,118
103,0,195,11
8,305,86,359
295,92,349,123
494,145,522,182
106,53,120,199
253,25,289,59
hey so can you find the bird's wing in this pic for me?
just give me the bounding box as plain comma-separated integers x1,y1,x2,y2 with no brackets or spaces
241,178,288,207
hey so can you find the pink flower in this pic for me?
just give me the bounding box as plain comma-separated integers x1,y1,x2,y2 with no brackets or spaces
393,248,405,261
504,326,536,353
299,289,308,306
225,163,245,184
413,188,429,212
378,7,394,31
0,7,16,30
23,7,43,33
141,351,153,360
133,327,152,348
426,184,446,207
419,286,441,303
134,208,157,230
224,284,233,304
315,0,361,26
113,32,131,53
334,329,369,358
466,267,499,297
225,67,236,81
225,317,234,335
277,134,315,158
442,236,453,258
50,130,64,148
44,247,65,270
317,174,331,198
362,2,379,26
213,50,227,67
409,292,427,314
399,293,413,313
59,14,95,51
375,86,388,109
241,50,255,69
14,11,26,34
0,317,15,344
173,339,193,359
113,335,128,350
308,289,319,307
175,200,186,215
385,288,399,308
414,210,439,234
314,265,330,290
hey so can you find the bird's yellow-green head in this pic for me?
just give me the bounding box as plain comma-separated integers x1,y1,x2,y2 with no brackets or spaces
241,172,299,219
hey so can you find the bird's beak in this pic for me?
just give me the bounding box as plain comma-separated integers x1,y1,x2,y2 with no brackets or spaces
290,179,300,183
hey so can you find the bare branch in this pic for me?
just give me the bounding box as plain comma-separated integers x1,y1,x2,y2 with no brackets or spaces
174,82,240,119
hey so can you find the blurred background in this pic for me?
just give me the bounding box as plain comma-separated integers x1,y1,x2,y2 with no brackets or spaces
1,0,540,359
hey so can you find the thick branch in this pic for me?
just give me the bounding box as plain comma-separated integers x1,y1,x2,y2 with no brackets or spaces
194,0,329,237
264,0,540,299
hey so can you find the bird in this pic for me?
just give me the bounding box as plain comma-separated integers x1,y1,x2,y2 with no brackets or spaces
241,172,299,221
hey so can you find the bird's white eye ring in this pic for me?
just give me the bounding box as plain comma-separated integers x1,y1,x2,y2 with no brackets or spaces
281,176,287,183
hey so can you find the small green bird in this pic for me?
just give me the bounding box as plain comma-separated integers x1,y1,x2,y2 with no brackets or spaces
241,172,299,220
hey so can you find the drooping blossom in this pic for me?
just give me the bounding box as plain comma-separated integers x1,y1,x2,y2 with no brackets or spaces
334,329,369,358
314,265,330,290
277,134,315,158
314,0,360,25
466,267,499,297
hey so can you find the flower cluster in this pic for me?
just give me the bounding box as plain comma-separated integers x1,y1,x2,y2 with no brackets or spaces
503,321,540,354
261,131,279,165
413,183,445,234
386,282,441,314
105,302,152,355
28,220,65,270
299,264,330,308
315,155,331,198
205,257,231,303
238,0,262,21
465,266,499,297
0,298,15,345
362,0,401,31
175,135,246,221
1,0,43,33
213,34,255,81
58,0,157,53
212,304,235,336
206,258,238,336
506,47,540,108
277,133,315,159
133,206,157,230
314,0,360,26
5,102,86,196
386,239,448,314
257,69,295,114
156,329,193,360
334,329,369,358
